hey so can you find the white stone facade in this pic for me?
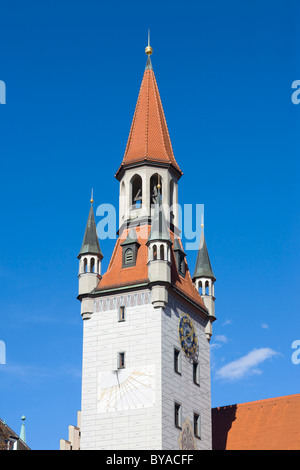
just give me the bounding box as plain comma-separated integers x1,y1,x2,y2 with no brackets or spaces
161,296,212,450
80,289,211,450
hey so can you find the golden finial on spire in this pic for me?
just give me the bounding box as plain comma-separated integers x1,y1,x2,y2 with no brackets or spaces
145,29,153,56
90,188,94,204
201,213,204,228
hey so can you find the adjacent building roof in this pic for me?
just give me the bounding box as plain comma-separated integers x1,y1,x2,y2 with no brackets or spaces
78,204,103,258
0,417,30,450
212,394,300,450
115,58,183,178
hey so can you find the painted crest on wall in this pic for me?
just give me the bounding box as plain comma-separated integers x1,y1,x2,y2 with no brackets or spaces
178,418,197,450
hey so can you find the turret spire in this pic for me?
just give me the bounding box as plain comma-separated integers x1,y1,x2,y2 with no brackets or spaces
77,199,103,320
78,202,102,258
193,225,216,326
193,227,215,281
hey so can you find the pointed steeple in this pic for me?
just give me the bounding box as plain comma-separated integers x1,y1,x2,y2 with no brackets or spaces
115,40,182,179
148,187,171,243
78,202,102,258
193,229,215,281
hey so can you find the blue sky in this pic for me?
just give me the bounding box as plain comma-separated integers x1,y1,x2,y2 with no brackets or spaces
0,0,299,450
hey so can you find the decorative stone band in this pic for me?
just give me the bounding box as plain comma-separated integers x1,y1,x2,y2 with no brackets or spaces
94,290,151,313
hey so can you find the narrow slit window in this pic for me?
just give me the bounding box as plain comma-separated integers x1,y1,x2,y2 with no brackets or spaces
194,413,200,438
118,352,125,369
119,306,126,322
174,349,181,375
174,402,182,429
193,361,200,386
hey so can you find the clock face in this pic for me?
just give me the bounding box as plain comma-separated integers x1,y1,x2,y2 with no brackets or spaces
179,315,198,359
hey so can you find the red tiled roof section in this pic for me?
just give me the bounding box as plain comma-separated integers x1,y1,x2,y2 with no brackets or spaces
212,394,300,450
96,226,206,311
96,225,149,291
117,67,183,176
170,236,206,310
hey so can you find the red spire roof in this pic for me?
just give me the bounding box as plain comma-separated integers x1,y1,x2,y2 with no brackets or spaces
116,58,183,177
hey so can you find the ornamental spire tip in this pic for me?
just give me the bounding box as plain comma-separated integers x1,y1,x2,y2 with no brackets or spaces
145,29,153,56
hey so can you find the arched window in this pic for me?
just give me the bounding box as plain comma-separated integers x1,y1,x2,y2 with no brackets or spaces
153,244,157,260
90,258,95,273
150,173,162,207
131,174,142,209
205,281,209,295
124,248,134,265
198,281,203,295
160,245,165,260
83,258,87,273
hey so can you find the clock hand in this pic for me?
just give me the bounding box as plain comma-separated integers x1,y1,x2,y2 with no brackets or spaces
185,330,194,338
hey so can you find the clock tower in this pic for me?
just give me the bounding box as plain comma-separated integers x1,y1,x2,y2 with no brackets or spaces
78,41,216,450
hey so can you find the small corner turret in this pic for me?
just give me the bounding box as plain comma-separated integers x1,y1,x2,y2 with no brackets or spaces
78,199,103,320
147,187,172,309
193,226,216,341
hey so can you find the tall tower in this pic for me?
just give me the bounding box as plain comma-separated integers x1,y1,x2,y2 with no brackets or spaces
79,41,216,450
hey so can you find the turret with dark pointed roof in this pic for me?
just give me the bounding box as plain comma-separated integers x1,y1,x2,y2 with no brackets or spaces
77,199,103,319
193,227,216,323
78,204,103,259
193,230,215,281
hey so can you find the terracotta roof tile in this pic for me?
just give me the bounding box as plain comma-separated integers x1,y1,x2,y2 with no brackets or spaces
212,394,300,450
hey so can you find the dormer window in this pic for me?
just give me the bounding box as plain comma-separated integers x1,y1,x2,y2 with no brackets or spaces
121,228,140,268
179,253,185,276
174,238,186,277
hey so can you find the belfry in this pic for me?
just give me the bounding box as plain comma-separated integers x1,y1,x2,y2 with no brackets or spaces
78,39,216,450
